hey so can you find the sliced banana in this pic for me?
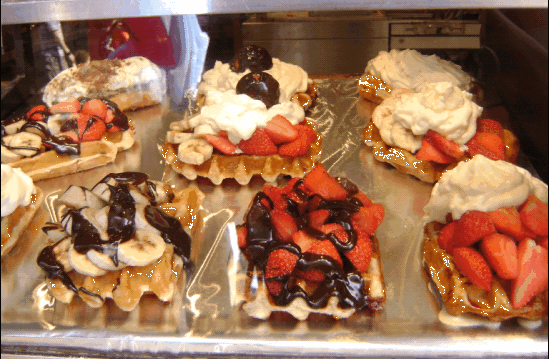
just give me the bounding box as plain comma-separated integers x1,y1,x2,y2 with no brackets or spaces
3,119,26,135
59,185,107,210
60,212,73,234
117,229,166,266
94,205,110,231
2,132,42,157
177,138,213,166
87,249,127,271
169,118,190,131
138,180,174,205
1,145,22,163
128,185,151,204
134,203,162,235
166,130,193,144
52,237,73,272
91,182,112,203
192,124,215,138
43,222,69,242
80,207,110,242
47,113,74,136
68,244,107,277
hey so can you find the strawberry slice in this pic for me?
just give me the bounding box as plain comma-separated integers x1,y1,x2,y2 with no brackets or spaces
278,125,314,158
80,99,108,120
352,192,373,207
466,132,506,161
291,230,317,253
451,211,496,248
424,130,464,159
25,105,49,121
415,138,454,164
204,134,238,155
77,114,107,142
519,194,548,236
302,166,347,201
537,237,548,251
344,232,373,273
297,239,342,282
49,99,81,114
350,204,385,236
265,248,299,296
437,221,456,252
236,224,248,249
271,209,298,243
264,115,298,144
488,206,523,239
262,184,288,211
480,233,518,279
238,129,277,156
308,209,331,229
319,223,348,243
477,119,504,139
453,247,493,291
511,239,548,309
282,177,305,195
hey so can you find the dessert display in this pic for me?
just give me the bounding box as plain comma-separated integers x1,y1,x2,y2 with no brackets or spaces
237,165,386,320
1,164,44,258
422,156,548,327
362,82,519,183
42,56,166,112
1,98,135,181
358,49,480,104
36,171,204,311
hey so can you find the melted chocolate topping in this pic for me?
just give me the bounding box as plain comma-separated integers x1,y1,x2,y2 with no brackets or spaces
37,246,78,293
229,45,273,73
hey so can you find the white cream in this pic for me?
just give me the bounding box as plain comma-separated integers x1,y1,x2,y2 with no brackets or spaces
198,58,309,103
1,164,36,217
365,49,473,93
423,155,549,224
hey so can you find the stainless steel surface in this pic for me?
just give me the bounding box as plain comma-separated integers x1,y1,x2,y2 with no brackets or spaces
390,36,480,49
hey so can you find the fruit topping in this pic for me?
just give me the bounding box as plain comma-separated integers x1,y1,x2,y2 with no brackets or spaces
49,99,82,114
453,247,493,291
488,206,523,239
229,45,273,73
511,239,548,309
204,134,238,155
238,128,278,156
415,138,454,164
424,130,465,159
265,248,299,296
80,98,108,120
236,72,280,109
519,193,548,236
451,210,496,248
477,118,504,139
466,132,506,161
480,233,518,279
278,125,315,158
302,166,347,201
25,105,49,121
350,205,385,237
264,115,299,144
437,221,455,251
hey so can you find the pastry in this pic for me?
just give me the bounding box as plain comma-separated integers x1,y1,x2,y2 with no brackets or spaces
42,56,166,112
358,49,481,104
422,156,548,328
237,165,386,320
36,172,204,311
1,164,43,258
362,83,519,183
1,98,135,181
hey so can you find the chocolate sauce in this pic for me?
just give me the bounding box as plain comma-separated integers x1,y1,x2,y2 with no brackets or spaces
107,185,136,243
36,246,78,293
100,172,149,186
229,45,273,73
41,136,80,156
236,72,280,109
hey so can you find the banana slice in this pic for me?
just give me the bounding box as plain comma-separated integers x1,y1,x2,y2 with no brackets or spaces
128,185,151,204
43,222,70,242
169,118,190,131
166,130,193,144
80,207,109,242
87,249,127,271
94,205,110,231
177,138,213,166
68,244,107,277
2,132,42,157
90,182,111,203
58,185,107,210
138,180,174,205
117,229,166,266
52,237,73,272
134,203,162,235
47,113,74,136
3,119,26,135
193,124,215,138
1,145,23,163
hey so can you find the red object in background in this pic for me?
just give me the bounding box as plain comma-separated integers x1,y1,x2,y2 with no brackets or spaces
87,17,176,68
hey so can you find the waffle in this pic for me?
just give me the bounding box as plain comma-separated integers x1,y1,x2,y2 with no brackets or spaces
1,187,44,258
159,119,322,185
39,182,204,312
423,221,548,322
362,122,519,183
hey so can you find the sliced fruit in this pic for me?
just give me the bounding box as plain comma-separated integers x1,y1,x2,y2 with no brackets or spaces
297,239,342,282
480,233,518,279
264,115,298,144
117,228,166,266
308,209,331,229
49,99,81,114
237,224,248,249
265,248,299,296
451,210,496,248
278,125,313,158
302,166,347,201
466,132,506,161
80,99,108,120
519,193,548,236
238,128,277,156
282,177,303,195
271,209,298,243
25,105,49,121
424,130,464,159
537,237,548,251
204,134,238,155
68,244,107,277
291,230,317,253
77,114,107,142
437,221,455,252
511,239,548,309
415,138,454,164
453,247,493,291
262,184,287,211
352,192,373,207
488,206,523,239
350,204,385,236
477,119,504,139
344,232,373,273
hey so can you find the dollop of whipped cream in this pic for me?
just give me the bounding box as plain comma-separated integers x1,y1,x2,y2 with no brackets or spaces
1,164,36,217
423,155,549,224
365,49,473,93
372,82,482,153
189,90,305,144
198,58,309,103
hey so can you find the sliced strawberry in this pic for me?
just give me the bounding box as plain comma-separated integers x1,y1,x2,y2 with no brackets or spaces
466,132,505,161
262,184,288,212
424,130,464,159
58,131,79,143
344,232,373,273
453,247,493,291
49,99,81,114
308,209,331,229
297,240,342,282
300,124,317,144
319,223,346,240
519,193,548,236
25,105,49,121
517,223,539,242
77,114,107,142
271,209,298,243
291,230,317,253
437,221,456,252
80,99,108,120
350,204,385,236
477,119,504,139
488,206,523,239
511,239,548,309
265,248,299,296
302,166,347,201
285,191,308,215
204,134,238,155
451,211,496,248
264,115,298,144
282,177,303,195
237,224,248,249
480,233,518,279
352,192,373,207
415,138,454,164
278,125,313,158
104,109,115,124
238,129,277,156
537,237,548,251
306,195,325,212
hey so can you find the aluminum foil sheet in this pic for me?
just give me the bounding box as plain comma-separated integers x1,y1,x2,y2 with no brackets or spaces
1,78,547,358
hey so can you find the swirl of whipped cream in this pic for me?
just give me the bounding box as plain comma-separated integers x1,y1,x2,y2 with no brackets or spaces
365,49,473,93
423,156,548,224
198,59,309,103
1,164,36,217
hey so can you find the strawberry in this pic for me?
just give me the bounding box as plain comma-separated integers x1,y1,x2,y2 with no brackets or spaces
104,109,115,124
424,130,464,159
271,209,298,242
204,134,238,155
25,105,49,121
319,223,347,243
466,132,505,161
58,131,79,143
437,221,455,252
517,223,539,242
262,184,288,211
264,115,298,144
282,177,304,195
537,237,548,251
306,195,324,212
238,129,277,156
519,194,548,236
480,233,518,279
451,211,496,248
80,99,108,120
353,192,373,207
285,191,308,215
477,119,504,139
511,239,548,309
300,124,317,144
350,204,385,236
237,224,248,249
49,99,81,114
415,138,454,164
77,114,107,142
308,209,331,229
453,247,493,291
291,230,317,253
344,232,373,273
302,166,347,201
488,206,523,239
297,240,342,282
265,248,299,296
278,125,313,158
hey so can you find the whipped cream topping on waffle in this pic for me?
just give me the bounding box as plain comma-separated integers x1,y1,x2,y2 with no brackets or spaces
1,164,36,217
365,49,473,93
423,155,548,223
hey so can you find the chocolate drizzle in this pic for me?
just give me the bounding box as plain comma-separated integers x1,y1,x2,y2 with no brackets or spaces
37,246,78,293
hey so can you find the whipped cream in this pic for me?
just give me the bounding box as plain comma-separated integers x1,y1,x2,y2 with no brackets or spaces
423,156,549,224
372,83,482,152
198,58,309,103
365,49,473,93
188,90,305,144
1,164,36,217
